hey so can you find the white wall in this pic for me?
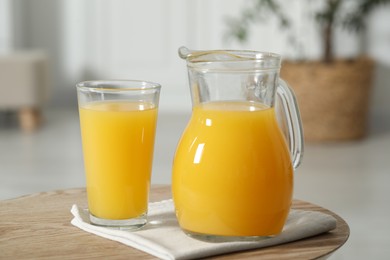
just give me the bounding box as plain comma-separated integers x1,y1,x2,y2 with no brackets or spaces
0,0,14,53
4,0,390,124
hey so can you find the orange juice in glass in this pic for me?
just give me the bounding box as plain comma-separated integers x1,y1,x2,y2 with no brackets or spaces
76,80,160,229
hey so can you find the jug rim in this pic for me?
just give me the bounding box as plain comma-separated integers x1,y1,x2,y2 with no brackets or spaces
178,47,281,71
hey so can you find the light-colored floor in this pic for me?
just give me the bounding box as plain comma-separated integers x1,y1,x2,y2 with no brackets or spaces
1,107,390,259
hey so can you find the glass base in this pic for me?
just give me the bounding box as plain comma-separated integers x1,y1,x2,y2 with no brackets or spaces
182,228,273,243
89,213,147,231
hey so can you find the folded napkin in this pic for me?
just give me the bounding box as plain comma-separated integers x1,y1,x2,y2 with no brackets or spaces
71,200,336,260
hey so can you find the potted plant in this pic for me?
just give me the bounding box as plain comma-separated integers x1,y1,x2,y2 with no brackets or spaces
225,0,389,141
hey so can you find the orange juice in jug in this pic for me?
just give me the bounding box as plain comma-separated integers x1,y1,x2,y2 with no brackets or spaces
172,101,293,237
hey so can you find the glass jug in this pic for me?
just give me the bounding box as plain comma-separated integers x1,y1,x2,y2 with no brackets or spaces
172,47,304,240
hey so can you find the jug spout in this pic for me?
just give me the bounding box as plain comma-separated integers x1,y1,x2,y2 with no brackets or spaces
178,46,192,60
179,46,223,60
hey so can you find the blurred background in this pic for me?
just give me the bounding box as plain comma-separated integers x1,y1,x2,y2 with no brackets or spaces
1,0,389,259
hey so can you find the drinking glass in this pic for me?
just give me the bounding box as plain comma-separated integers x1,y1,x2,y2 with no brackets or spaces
76,80,161,229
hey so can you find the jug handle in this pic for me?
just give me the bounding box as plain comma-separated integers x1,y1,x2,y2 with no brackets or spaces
276,79,304,170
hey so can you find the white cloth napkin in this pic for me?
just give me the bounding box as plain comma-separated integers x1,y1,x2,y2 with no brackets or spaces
71,200,336,260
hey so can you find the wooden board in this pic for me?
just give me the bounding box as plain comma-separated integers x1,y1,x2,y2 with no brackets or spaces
0,185,349,259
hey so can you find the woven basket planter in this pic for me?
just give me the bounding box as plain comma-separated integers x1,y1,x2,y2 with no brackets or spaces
280,57,375,142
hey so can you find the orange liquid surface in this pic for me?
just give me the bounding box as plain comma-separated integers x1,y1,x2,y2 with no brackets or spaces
79,101,157,220
172,101,293,236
